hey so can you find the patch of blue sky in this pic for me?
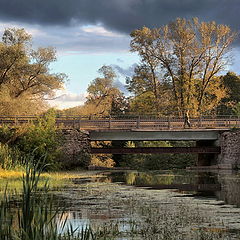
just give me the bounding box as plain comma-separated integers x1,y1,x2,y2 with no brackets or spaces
50,52,139,94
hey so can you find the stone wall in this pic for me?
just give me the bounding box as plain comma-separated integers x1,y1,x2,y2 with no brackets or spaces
58,129,91,168
218,130,240,168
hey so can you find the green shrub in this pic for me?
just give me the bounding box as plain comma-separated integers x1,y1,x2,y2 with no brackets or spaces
0,143,22,169
16,111,61,170
0,125,16,144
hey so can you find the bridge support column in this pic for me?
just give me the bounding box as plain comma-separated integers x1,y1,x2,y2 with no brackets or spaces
196,140,218,166
218,130,240,169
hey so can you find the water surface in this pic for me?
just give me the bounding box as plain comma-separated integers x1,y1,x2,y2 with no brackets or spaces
52,169,240,237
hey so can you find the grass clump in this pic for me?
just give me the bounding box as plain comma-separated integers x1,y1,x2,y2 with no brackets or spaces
0,153,98,240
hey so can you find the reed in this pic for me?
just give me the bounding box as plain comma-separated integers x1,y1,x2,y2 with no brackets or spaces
0,153,97,240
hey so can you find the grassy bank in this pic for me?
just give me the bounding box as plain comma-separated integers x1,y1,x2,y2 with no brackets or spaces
0,168,103,192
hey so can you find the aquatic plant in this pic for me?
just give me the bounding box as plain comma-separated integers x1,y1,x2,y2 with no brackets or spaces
0,154,98,240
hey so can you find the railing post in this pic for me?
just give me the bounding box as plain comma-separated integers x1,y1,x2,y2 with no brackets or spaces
73,117,76,128
109,115,112,129
15,116,18,126
78,117,81,129
199,116,202,128
137,115,140,129
168,116,171,129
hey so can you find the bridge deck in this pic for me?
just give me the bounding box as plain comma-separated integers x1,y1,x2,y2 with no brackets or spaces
0,115,239,131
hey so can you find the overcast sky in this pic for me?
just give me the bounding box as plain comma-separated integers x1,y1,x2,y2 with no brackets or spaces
0,0,239,108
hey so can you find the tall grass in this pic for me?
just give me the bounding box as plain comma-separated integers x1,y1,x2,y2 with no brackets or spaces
0,153,97,240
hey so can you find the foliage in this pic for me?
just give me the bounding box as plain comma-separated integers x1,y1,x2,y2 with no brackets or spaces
130,18,235,116
85,65,126,116
0,28,67,115
128,92,157,114
90,141,115,167
121,141,196,170
222,72,240,103
0,125,16,144
15,110,61,169
0,143,22,169
232,102,240,117
0,86,48,115
218,72,240,115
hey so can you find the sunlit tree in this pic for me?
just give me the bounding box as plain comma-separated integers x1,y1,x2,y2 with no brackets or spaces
0,28,67,114
130,18,236,116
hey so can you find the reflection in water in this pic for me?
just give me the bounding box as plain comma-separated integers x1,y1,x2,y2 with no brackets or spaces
53,169,240,238
102,170,240,206
70,170,240,208
216,173,240,207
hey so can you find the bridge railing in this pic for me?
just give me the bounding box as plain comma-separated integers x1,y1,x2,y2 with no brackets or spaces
0,115,239,130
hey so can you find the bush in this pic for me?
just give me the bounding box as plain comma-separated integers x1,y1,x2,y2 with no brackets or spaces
0,125,16,144
0,143,22,169
15,111,61,170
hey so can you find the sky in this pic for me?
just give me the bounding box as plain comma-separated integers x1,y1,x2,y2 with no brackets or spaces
0,0,239,109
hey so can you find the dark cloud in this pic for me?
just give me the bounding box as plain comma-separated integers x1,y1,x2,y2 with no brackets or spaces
0,0,239,33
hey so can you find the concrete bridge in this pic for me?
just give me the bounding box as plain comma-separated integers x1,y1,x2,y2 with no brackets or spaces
89,129,222,166
0,115,240,168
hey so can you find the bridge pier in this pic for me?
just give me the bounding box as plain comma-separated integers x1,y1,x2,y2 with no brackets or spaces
218,130,240,169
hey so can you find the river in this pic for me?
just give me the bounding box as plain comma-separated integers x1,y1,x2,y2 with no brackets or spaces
50,169,240,239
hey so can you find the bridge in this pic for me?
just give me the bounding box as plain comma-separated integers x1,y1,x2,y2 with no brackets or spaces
1,115,238,167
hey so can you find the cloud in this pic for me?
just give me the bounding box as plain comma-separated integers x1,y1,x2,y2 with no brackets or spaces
0,1,239,55
47,89,87,109
111,64,138,95
112,64,138,77
0,0,239,34
0,21,130,54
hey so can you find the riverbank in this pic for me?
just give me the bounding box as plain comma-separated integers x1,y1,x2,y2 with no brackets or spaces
0,169,102,191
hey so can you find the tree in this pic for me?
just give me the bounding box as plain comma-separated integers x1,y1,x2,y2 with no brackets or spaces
128,29,162,112
0,28,66,114
130,18,236,116
86,65,124,116
216,72,240,115
126,64,174,115
222,72,240,102
233,102,240,116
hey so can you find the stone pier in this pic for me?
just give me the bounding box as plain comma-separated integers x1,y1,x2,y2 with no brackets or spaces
218,130,240,169
58,129,91,168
